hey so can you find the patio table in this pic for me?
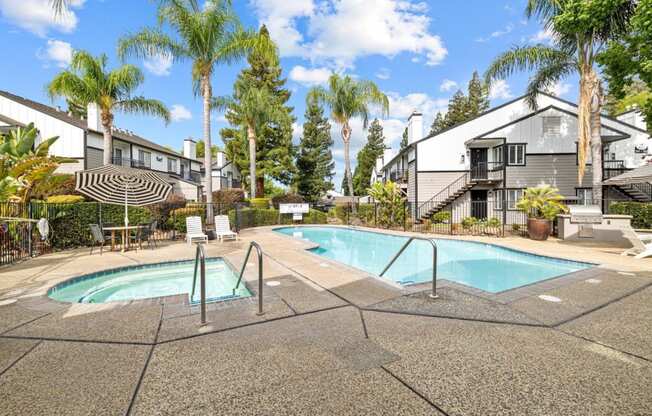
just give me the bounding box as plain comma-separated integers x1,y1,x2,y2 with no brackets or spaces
103,225,146,252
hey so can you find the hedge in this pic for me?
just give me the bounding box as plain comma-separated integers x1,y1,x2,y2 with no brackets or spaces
228,208,327,230
46,195,84,203
609,202,652,229
250,198,271,209
168,206,205,233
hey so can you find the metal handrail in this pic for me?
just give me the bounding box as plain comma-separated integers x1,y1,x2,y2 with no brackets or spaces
233,241,264,316
191,243,208,324
379,236,438,299
417,171,469,220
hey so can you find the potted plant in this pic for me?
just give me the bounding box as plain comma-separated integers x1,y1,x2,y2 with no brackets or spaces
516,186,567,241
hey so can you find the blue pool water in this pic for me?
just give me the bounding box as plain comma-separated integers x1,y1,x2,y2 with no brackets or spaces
274,227,592,293
48,258,251,304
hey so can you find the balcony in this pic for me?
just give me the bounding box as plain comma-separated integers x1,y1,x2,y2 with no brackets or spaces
470,162,504,182
388,169,408,183
220,177,242,189
112,157,151,169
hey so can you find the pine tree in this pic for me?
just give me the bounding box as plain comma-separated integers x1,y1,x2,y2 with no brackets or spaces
295,97,334,202
465,71,490,117
221,25,296,196
352,119,386,196
400,127,408,150
443,90,469,128
429,112,446,135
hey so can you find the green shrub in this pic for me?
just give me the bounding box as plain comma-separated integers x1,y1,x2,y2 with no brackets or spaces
357,204,375,223
431,211,451,224
168,206,205,233
271,193,305,209
212,189,245,212
461,216,479,229
228,208,278,229
609,202,652,229
46,195,84,203
511,223,521,232
334,204,351,222
486,217,501,228
279,209,327,225
250,198,271,209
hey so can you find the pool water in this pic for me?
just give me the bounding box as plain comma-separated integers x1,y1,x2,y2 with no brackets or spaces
274,227,592,293
48,258,251,304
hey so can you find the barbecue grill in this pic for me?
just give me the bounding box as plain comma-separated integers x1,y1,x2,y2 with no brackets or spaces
568,205,603,238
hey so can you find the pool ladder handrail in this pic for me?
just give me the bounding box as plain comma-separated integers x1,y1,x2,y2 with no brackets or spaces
379,236,438,299
233,241,264,316
191,243,208,324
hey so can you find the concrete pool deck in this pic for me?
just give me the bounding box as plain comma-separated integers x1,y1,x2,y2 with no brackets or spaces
0,225,651,415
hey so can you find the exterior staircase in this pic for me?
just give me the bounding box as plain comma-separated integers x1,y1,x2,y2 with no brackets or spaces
604,160,652,202
416,172,476,222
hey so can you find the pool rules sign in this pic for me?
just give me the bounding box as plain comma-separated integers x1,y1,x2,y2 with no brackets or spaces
279,203,309,221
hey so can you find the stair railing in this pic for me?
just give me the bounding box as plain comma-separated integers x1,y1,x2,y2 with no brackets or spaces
416,171,470,220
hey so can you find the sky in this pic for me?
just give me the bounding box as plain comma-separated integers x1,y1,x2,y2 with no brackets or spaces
0,0,579,190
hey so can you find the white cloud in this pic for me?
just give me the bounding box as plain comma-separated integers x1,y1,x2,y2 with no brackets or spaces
375,67,391,80
545,81,572,97
0,0,84,37
252,0,447,69
292,122,304,144
489,79,513,100
475,23,514,43
288,65,331,86
170,105,192,122
143,53,173,76
37,39,72,67
439,79,458,92
386,91,448,120
529,27,555,44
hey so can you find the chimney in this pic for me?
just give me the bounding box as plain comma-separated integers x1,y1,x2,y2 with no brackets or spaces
407,111,423,144
87,103,102,132
183,137,197,159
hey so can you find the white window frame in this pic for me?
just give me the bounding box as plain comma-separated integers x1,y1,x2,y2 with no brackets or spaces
576,188,593,205
494,190,503,210
507,189,523,210
492,146,504,165
507,144,525,166
167,158,177,172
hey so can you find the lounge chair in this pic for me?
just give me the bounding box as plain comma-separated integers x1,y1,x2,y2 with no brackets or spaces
214,215,237,242
185,216,208,245
621,228,652,259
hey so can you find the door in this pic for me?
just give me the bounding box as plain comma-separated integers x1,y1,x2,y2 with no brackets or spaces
471,190,488,219
470,148,488,180
113,148,122,165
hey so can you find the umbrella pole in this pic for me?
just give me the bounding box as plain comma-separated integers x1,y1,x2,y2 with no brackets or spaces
124,183,129,227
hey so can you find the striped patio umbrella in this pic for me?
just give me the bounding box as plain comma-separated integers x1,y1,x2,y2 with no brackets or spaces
75,165,172,226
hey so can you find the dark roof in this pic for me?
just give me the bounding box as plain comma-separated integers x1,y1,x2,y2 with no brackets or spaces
0,113,25,128
0,89,200,163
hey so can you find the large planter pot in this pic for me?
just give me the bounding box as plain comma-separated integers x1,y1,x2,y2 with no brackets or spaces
527,218,551,241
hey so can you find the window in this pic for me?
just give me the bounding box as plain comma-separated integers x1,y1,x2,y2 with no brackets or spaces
577,188,593,205
507,144,525,166
494,189,523,210
492,146,504,165
495,190,503,210
113,148,122,161
138,150,151,167
167,158,177,172
543,116,561,136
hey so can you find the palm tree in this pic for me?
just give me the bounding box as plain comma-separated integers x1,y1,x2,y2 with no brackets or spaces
48,51,170,166
308,74,389,204
118,0,262,224
213,87,287,199
484,0,635,202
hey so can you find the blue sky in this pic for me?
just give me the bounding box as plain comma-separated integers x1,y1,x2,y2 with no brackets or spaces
0,0,578,190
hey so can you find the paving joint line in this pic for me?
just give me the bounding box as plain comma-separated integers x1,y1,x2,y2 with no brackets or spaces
553,328,651,364
358,309,369,339
0,312,52,336
0,339,43,379
363,307,547,328
0,334,154,346
125,306,164,416
380,366,450,416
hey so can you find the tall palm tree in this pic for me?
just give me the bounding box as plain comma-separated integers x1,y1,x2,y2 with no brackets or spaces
118,0,262,223
308,74,389,203
214,87,287,199
485,0,635,202
48,51,170,165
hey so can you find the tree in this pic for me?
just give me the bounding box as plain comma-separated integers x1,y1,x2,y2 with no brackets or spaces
400,127,409,150
599,0,652,131
485,0,636,202
308,74,389,205
118,0,262,224
0,123,73,202
367,181,405,227
195,140,220,159
352,119,386,196
221,25,295,196
444,90,469,128
48,51,170,166
214,86,289,199
466,70,490,117
429,112,446,136
296,97,334,203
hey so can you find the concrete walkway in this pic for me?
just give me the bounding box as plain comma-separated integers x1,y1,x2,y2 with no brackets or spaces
0,227,651,415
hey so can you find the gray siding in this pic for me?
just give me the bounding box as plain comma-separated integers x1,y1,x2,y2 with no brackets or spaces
416,171,466,204
86,147,103,169
505,154,593,197
407,161,416,203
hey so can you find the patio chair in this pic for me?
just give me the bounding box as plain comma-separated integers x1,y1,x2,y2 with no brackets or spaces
214,215,237,242
621,228,652,259
185,216,208,245
89,224,110,255
149,220,159,247
130,224,155,250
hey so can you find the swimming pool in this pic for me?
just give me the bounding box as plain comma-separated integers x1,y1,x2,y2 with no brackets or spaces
274,226,593,293
48,258,251,304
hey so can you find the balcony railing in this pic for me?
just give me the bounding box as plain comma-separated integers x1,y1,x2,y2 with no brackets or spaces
389,169,408,183
220,177,242,189
470,162,504,182
112,157,151,169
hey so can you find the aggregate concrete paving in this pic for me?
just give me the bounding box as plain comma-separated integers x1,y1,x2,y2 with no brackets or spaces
0,338,39,374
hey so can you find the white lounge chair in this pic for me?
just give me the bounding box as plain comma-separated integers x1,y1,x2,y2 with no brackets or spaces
621,228,652,259
214,215,237,242
185,216,208,245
